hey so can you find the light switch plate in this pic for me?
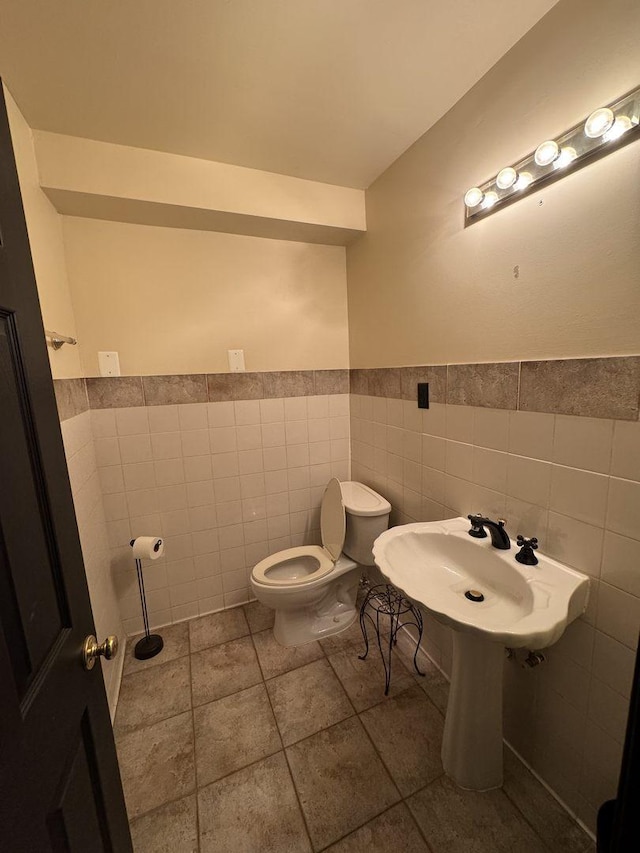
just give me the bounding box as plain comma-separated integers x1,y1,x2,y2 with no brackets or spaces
98,351,121,377
228,349,246,372
417,382,429,409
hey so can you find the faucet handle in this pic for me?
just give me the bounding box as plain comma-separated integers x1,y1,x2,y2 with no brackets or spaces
467,513,487,539
516,535,539,565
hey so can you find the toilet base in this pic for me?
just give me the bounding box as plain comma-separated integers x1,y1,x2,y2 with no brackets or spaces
251,556,361,647
274,605,357,647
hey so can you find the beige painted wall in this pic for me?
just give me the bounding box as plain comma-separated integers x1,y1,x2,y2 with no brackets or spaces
62,217,349,376
347,0,640,367
4,86,82,379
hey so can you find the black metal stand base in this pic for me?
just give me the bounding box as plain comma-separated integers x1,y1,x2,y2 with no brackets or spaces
134,633,164,660
131,553,164,660
359,583,425,695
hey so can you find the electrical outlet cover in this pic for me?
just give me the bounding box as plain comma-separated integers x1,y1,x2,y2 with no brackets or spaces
98,351,121,377
228,349,246,372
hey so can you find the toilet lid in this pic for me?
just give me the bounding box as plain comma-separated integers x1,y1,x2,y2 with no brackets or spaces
320,478,346,561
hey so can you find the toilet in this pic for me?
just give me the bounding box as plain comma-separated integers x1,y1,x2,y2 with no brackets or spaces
250,479,391,646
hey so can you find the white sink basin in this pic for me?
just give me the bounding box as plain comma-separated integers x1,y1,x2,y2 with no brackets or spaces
372,517,590,791
373,517,589,648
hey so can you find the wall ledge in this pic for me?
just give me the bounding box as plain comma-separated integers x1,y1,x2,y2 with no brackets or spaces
35,132,366,246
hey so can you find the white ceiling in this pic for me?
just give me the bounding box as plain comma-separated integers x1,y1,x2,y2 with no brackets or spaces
0,1,557,188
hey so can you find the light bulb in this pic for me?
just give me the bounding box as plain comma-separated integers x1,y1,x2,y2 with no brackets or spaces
534,140,560,166
514,172,533,191
553,147,577,169
496,167,517,189
584,107,614,138
464,187,484,207
482,191,498,209
603,115,632,142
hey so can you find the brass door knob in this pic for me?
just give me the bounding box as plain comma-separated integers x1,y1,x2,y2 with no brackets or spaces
82,634,119,671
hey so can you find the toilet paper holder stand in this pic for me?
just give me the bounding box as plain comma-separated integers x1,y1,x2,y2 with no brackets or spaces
130,538,164,660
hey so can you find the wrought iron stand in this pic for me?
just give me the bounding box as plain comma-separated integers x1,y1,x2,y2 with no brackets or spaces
359,583,425,695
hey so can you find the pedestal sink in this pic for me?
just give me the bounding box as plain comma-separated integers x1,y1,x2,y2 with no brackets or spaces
372,517,590,791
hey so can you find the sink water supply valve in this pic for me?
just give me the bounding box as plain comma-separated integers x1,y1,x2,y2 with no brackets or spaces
506,648,547,667
524,650,546,667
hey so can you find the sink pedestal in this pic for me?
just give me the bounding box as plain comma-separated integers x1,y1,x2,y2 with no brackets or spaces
442,631,504,791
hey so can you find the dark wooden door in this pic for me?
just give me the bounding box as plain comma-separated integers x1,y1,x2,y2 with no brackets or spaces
0,83,132,852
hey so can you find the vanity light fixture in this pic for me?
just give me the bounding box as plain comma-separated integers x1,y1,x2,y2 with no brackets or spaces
604,115,633,142
464,84,640,224
482,191,498,209
514,171,533,191
464,187,484,207
534,140,559,166
553,146,577,169
496,167,517,189
584,107,614,138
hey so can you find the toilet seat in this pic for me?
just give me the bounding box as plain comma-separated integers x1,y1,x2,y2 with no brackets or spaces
252,477,346,588
252,545,335,586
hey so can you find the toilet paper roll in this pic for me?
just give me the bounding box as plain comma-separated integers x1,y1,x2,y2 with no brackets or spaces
130,536,164,560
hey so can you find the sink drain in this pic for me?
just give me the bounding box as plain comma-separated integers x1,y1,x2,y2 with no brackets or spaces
464,589,485,602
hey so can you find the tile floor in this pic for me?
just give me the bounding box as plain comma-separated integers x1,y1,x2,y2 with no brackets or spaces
114,604,595,853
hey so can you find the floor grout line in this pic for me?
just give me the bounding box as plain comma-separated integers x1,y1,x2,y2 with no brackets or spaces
127,789,200,830
315,803,420,853
280,745,316,852
248,627,315,853
185,623,201,853
195,749,287,795
499,786,559,853
500,780,590,853
401,791,437,853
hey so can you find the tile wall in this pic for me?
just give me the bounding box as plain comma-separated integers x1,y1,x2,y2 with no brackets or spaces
92,394,350,634
349,362,640,832
54,356,639,833
59,407,124,717
54,369,350,711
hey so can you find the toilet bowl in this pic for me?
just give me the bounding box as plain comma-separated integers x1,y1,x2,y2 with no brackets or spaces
250,478,391,646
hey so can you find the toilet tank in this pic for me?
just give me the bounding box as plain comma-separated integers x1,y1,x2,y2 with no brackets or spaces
340,481,391,566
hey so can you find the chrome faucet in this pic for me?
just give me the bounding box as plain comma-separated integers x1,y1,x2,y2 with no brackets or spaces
467,514,511,550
